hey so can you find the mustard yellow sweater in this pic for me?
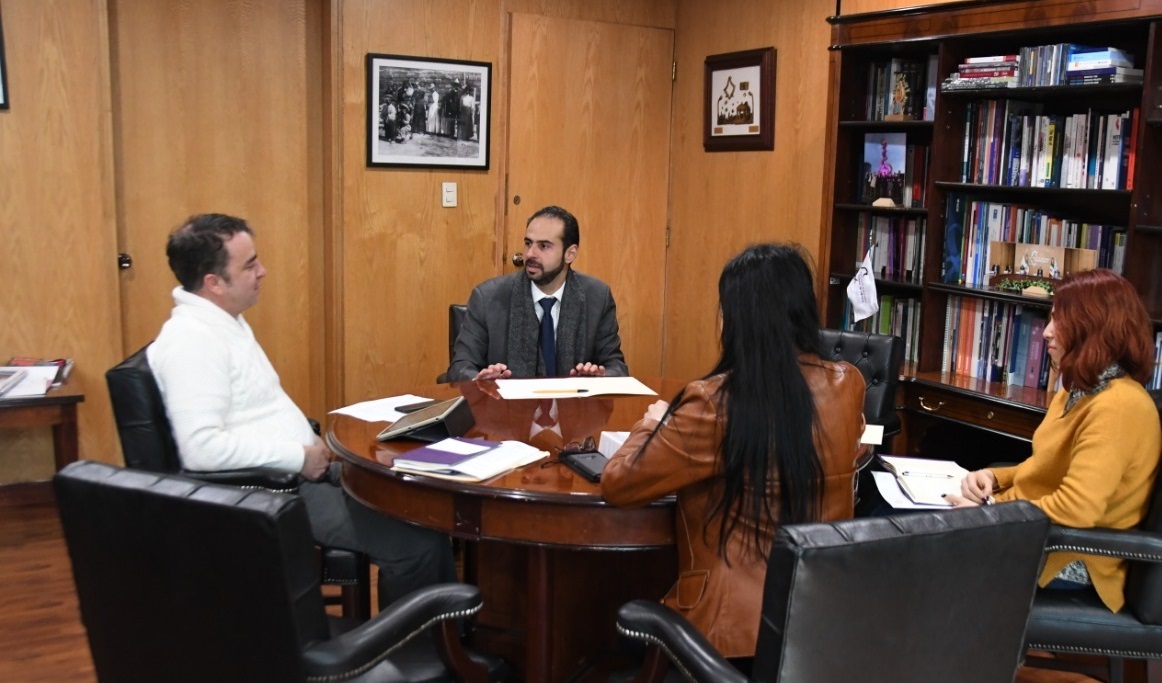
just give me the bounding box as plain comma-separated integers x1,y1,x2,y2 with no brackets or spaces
992,377,1161,612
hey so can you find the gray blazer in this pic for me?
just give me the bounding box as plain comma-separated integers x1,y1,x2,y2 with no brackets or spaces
447,270,628,381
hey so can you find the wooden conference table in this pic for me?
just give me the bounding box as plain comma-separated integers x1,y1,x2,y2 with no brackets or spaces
327,378,685,682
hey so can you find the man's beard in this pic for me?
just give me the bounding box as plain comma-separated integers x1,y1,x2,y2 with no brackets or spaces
526,259,566,286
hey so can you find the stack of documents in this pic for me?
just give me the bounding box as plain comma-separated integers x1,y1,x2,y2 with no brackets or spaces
391,437,547,482
875,455,969,507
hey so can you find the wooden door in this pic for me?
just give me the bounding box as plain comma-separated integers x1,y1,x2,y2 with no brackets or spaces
110,0,323,416
506,14,673,377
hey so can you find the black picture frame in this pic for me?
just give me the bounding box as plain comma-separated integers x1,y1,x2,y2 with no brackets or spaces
0,9,9,110
703,47,776,152
366,53,491,169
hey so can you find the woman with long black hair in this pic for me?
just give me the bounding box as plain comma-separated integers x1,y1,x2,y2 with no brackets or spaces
602,243,866,659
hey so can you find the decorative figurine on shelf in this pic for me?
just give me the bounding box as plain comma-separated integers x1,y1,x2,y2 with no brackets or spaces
871,137,902,207
1017,251,1032,275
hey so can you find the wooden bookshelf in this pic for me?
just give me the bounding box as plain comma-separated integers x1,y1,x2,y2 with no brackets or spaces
820,0,1162,457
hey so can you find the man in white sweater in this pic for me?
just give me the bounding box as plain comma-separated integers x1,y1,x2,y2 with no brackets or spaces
148,213,455,607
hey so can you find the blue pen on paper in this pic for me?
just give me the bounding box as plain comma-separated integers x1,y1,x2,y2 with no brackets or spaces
901,471,955,479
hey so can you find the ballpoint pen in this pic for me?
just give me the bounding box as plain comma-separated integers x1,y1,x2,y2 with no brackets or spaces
531,388,590,394
901,471,954,479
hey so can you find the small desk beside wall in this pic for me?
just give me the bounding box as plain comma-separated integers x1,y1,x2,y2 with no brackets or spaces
0,383,85,503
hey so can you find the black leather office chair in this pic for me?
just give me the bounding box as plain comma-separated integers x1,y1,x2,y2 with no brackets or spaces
1021,389,1162,683
55,460,496,683
817,328,904,439
106,344,371,619
437,303,469,383
818,329,904,515
617,502,1050,683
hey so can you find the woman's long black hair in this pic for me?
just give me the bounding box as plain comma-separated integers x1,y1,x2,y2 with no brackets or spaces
637,243,824,559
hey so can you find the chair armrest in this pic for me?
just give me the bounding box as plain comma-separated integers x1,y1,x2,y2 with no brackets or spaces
616,600,749,683
301,583,483,677
1046,524,1162,563
179,468,301,492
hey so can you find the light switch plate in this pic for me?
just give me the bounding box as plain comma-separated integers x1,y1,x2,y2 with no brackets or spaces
442,182,457,207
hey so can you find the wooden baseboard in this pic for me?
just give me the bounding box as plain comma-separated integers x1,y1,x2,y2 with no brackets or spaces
0,481,54,507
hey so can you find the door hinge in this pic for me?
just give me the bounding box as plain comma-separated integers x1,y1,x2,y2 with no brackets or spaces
672,61,677,81
665,226,671,248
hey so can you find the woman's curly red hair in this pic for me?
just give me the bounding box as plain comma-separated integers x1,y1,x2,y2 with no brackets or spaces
1052,268,1154,390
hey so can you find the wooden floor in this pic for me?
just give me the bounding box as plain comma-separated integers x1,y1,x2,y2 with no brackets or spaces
0,500,1111,682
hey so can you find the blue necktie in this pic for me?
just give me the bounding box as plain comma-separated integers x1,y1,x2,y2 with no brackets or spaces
539,297,557,377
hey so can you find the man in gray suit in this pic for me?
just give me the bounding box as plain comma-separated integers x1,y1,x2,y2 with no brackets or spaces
447,205,628,381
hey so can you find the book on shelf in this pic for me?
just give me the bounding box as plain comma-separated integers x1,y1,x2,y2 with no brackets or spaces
878,455,968,507
390,437,547,482
1065,65,1143,78
923,54,938,121
964,54,1019,64
6,356,74,387
941,193,966,284
1067,74,1143,85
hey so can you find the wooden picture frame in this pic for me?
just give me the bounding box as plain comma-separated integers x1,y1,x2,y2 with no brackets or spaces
366,53,491,169
703,47,775,152
0,9,9,110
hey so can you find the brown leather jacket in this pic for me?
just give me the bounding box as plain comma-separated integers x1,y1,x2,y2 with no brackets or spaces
602,356,866,658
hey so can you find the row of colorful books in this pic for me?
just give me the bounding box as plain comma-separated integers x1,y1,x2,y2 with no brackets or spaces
942,296,1052,389
863,56,938,122
840,295,922,365
942,44,1138,90
854,213,926,284
942,194,1127,287
960,100,1136,191
860,134,929,207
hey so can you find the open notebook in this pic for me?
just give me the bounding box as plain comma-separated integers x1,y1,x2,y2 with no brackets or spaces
877,455,969,507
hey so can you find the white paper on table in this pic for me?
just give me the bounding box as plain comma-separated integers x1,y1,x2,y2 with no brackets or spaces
871,471,952,509
0,366,59,398
329,394,432,422
494,376,657,399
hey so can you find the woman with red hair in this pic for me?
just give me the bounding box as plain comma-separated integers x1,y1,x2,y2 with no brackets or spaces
948,268,1161,612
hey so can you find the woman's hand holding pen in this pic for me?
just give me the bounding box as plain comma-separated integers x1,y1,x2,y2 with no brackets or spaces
944,469,998,507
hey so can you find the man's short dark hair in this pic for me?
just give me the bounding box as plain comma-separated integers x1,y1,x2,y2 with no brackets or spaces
166,214,253,292
528,205,580,250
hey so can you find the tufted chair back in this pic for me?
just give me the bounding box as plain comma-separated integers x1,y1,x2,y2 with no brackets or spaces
817,329,904,436
106,344,183,472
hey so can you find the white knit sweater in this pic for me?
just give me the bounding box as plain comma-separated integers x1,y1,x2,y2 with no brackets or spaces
148,286,312,473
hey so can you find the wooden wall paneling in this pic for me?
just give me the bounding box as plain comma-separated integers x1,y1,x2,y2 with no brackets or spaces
504,13,673,377
503,0,675,28
338,0,504,403
0,0,121,481
111,0,323,417
663,0,836,380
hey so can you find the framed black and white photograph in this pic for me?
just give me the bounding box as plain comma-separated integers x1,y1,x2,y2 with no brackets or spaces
703,47,776,152
366,53,491,169
0,9,9,110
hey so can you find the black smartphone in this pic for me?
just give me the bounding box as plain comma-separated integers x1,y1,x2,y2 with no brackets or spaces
397,399,441,414
561,451,609,483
